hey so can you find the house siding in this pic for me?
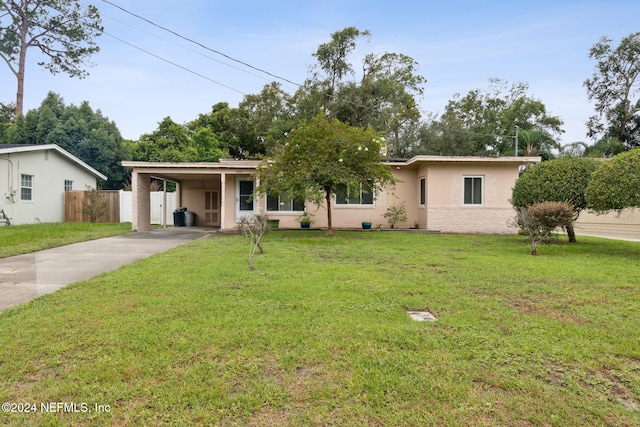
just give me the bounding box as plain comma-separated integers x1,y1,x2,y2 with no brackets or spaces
1,148,99,224
574,208,640,240
423,162,519,234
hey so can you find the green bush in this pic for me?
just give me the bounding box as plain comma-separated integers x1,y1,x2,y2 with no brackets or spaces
587,148,640,211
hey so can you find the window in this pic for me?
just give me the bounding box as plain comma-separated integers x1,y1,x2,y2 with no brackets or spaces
238,180,255,212
419,177,426,205
20,174,33,201
64,180,73,191
335,182,374,205
463,176,483,205
267,194,304,212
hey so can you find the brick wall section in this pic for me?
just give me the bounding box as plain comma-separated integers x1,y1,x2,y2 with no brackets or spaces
427,206,517,234
132,172,151,231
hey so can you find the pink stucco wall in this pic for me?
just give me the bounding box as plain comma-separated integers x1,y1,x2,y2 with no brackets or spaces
124,157,535,234
421,162,520,234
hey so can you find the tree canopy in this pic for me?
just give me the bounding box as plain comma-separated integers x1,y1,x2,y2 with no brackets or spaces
585,32,640,149
586,148,640,211
511,157,599,242
296,27,426,157
132,116,226,163
177,28,427,160
0,0,103,117
256,114,395,235
426,79,563,157
4,92,129,189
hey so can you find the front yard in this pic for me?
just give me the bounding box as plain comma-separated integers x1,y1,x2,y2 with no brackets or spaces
0,222,131,258
0,231,638,426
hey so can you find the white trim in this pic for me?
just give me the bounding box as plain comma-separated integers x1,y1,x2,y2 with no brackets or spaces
20,174,34,202
0,145,107,181
265,193,305,213
462,176,484,206
334,182,376,206
235,177,256,220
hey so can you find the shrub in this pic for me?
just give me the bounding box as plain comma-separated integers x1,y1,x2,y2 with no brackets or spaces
586,148,640,212
383,202,408,229
514,201,574,255
81,189,108,223
511,157,598,242
236,214,270,270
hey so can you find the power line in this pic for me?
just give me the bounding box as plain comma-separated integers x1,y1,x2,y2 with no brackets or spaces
101,0,302,89
103,31,247,95
100,0,380,114
102,13,271,84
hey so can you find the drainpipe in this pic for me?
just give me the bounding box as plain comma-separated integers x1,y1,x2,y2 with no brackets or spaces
1,157,15,204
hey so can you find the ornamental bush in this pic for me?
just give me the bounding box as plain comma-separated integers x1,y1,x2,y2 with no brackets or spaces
514,201,574,255
586,148,640,212
511,157,598,242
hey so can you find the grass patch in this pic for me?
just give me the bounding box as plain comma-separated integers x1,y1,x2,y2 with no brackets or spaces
0,222,131,258
0,231,639,425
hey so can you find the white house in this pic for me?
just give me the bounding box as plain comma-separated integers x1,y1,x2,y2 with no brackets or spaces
0,144,107,225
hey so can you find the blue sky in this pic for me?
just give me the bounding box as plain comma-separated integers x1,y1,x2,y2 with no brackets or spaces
2,0,639,146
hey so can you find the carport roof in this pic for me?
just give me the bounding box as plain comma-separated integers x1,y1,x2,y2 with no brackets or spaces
121,158,261,181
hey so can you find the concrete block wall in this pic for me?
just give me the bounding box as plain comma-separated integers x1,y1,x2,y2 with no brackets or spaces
427,206,517,234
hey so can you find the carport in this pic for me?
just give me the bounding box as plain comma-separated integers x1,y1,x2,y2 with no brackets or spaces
122,159,261,232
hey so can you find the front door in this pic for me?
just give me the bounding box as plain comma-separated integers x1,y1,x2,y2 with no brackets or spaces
203,190,220,226
236,178,256,220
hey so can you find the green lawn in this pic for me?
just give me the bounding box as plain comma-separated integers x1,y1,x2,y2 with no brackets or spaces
0,231,639,426
0,222,132,258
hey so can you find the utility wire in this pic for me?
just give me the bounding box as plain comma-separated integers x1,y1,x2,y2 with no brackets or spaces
103,31,247,95
102,13,271,84
100,0,375,113
101,0,520,141
101,0,301,89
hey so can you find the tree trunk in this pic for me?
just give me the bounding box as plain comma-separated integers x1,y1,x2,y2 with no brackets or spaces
566,222,577,243
530,238,537,256
15,14,29,118
325,188,334,236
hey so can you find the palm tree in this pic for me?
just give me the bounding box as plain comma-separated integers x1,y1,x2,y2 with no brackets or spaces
517,128,560,160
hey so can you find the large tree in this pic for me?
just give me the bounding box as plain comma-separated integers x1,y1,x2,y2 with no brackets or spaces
5,92,129,189
0,0,102,117
256,114,395,236
586,148,640,212
516,128,560,160
511,157,599,242
133,116,226,163
237,82,296,156
188,102,261,158
300,27,426,156
433,79,563,156
0,101,14,140
584,32,640,148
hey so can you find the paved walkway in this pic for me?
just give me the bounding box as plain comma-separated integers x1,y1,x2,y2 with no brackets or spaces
0,228,209,311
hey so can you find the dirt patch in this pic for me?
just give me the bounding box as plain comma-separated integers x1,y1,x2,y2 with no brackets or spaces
510,297,586,325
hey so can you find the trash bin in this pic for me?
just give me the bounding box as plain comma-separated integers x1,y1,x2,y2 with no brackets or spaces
173,207,186,227
185,211,196,227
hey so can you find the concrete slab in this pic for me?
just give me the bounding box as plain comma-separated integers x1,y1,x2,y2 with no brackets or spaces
0,228,206,311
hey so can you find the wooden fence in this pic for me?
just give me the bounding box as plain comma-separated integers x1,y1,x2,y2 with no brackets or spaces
64,190,120,223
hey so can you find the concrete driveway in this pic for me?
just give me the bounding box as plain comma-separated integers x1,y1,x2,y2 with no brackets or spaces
0,228,208,311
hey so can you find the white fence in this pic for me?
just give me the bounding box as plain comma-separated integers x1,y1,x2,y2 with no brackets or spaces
119,191,177,225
